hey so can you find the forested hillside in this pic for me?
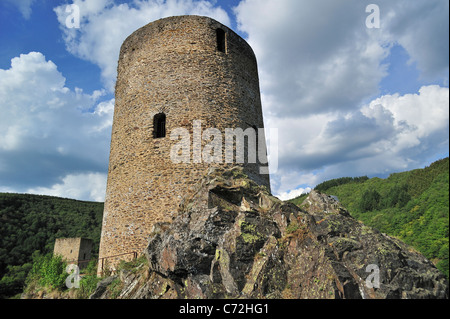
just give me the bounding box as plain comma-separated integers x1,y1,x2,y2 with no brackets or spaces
291,157,449,278
0,193,103,297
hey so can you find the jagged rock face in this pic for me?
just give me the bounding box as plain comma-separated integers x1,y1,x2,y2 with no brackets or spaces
91,167,449,299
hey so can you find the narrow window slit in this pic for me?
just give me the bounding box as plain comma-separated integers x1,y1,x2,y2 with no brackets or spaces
153,113,166,138
216,28,226,53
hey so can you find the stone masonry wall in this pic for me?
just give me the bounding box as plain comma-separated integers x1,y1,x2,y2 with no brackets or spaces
98,15,270,274
54,237,93,268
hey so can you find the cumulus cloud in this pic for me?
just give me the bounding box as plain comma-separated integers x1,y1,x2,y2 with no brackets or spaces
235,0,448,118
0,52,113,200
235,0,391,117
54,0,231,91
272,85,449,199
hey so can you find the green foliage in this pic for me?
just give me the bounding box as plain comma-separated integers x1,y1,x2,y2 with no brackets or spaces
314,176,369,192
286,222,300,234
382,184,411,208
359,189,381,212
405,157,450,197
26,253,68,290
288,193,308,207
108,277,124,299
76,260,102,299
0,263,32,298
0,193,103,298
117,255,148,273
23,253,103,298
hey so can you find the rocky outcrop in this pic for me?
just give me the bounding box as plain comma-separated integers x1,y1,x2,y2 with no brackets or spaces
90,167,449,299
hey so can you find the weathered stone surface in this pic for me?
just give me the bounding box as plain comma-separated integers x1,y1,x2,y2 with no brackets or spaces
91,167,449,299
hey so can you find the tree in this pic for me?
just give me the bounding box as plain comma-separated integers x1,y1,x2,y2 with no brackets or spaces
359,189,381,212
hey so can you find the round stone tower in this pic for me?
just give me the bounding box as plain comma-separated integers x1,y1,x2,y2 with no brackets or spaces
98,15,270,274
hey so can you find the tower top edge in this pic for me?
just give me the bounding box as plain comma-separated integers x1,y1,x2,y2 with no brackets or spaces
119,15,255,60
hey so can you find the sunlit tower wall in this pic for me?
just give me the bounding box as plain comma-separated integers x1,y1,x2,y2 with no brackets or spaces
98,15,270,274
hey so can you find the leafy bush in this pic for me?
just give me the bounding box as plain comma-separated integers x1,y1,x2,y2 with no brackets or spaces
23,254,104,299
26,253,68,290
76,259,101,299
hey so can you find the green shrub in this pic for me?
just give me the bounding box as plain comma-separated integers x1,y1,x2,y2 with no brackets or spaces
27,253,67,290
75,260,101,298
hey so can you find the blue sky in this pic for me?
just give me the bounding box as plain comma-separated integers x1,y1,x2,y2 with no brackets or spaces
0,0,448,201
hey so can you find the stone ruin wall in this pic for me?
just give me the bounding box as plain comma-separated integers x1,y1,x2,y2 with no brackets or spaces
54,237,93,268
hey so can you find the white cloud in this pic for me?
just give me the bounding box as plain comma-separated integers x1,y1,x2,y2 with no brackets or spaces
270,85,449,196
54,0,231,91
235,0,391,117
233,0,448,119
27,172,108,202
0,52,113,201
276,187,311,201
363,85,449,140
